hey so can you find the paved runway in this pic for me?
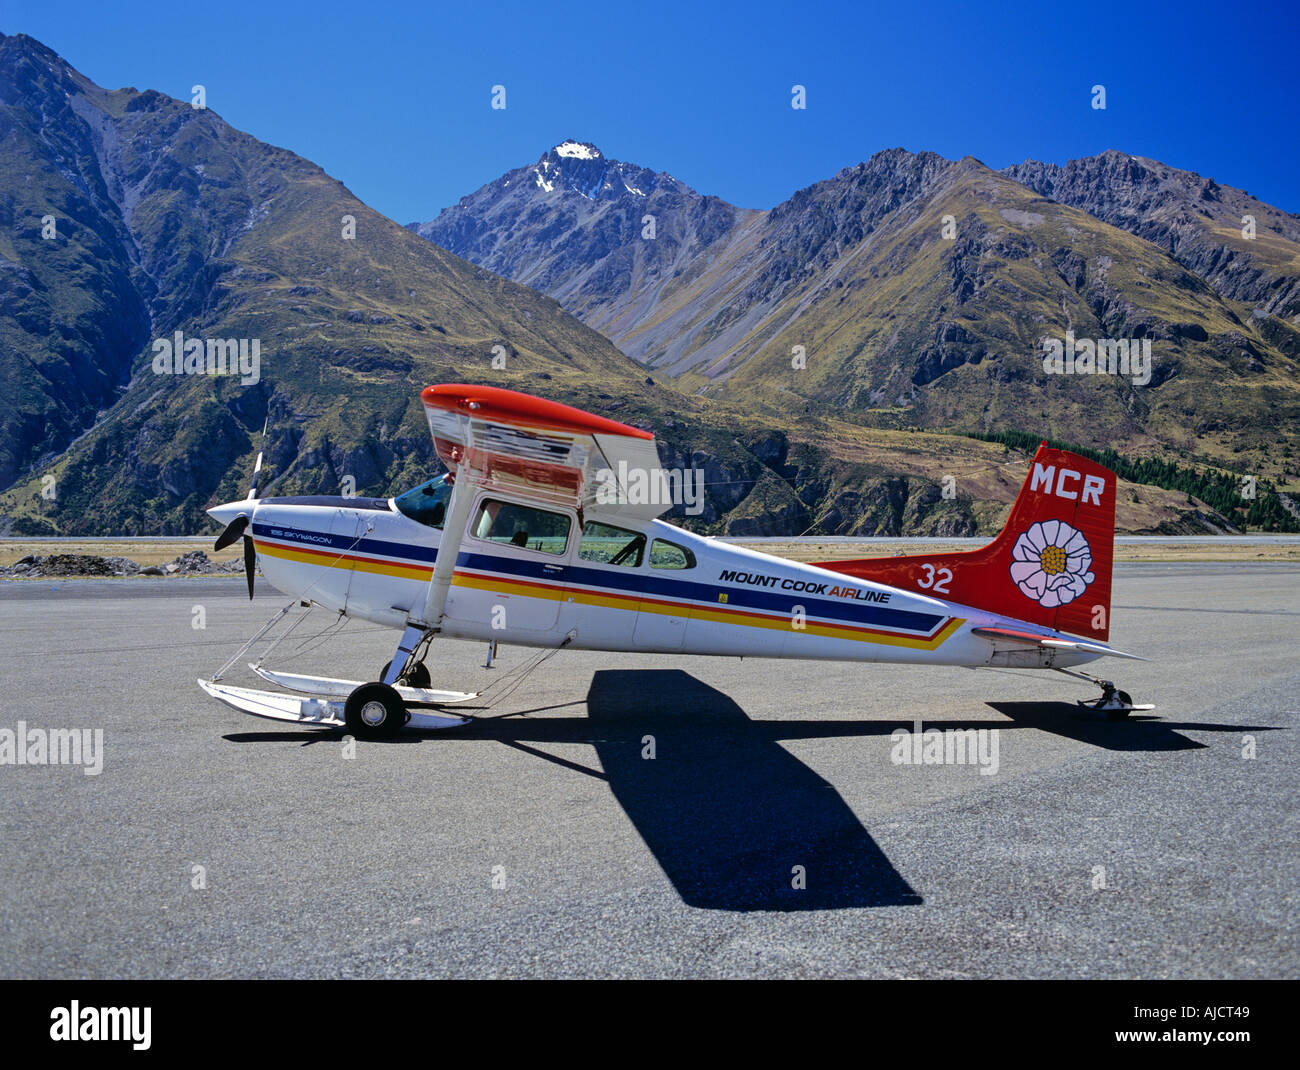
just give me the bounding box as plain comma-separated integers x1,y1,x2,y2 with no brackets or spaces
0,563,1296,978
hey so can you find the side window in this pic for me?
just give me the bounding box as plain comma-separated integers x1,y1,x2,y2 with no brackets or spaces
579,522,645,568
649,538,696,570
472,499,571,556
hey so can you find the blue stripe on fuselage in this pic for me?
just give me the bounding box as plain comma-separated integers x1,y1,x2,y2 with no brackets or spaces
252,521,439,563
252,522,944,635
460,553,943,634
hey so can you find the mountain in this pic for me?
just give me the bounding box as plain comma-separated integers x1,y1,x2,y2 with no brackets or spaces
0,37,682,535
413,144,1300,495
0,36,1269,538
1002,150,1300,318
0,35,151,491
0,38,1001,540
412,140,756,353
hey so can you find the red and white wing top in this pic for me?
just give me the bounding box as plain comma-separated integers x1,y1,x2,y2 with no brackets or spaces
420,384,667,519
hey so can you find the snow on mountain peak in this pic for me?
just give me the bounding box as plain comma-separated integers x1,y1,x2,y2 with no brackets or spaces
554,140,601,160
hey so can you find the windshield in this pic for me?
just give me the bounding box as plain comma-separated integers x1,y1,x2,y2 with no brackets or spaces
393,474,452,528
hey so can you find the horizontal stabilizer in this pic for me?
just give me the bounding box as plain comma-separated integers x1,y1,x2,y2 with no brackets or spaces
970,626,1144,661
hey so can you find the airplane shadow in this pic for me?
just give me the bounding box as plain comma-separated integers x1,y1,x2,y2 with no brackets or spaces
222,730,418,747
984,702,1283,752
221,674,1286,912
579,669,921,912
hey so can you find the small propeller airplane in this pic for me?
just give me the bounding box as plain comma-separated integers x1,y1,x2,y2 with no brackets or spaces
199,383,1150,737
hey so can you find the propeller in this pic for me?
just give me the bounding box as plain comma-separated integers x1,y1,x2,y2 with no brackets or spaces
242,532,257,601
213,515,257,599
213,418,270,600
247,416,268,500
213,514,248,551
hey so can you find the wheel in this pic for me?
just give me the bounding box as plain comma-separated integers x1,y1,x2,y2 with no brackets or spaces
380,660,431,688
344,682,406,739
1106,690,1134,720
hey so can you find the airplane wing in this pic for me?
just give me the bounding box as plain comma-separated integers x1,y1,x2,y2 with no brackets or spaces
970,626,1145,661
421,384,668,520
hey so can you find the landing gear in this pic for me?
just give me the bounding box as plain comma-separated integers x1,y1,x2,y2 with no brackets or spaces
381,659,431,689
344,682,406,739
1086,683,1137,720
357,620,434,736
379,621,434,689
1054,668,1153,718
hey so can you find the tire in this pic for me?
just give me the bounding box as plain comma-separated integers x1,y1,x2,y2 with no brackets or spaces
380,660,431,689
344,682,406,739
1106,690,1134,720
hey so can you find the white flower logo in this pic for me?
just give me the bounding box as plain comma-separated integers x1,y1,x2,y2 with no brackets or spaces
1010,519,1095,608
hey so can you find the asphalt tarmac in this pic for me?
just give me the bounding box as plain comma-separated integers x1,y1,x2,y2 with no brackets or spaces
0,563,1296,978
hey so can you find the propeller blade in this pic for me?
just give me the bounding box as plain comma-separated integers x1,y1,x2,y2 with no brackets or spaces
248,415,269,500
214,514,250,551
243,535,257,600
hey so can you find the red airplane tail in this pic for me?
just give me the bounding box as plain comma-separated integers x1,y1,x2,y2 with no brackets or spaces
814,444,1117,640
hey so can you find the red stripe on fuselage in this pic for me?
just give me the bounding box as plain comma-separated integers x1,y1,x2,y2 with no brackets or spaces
253,537,434,575
255,536,948,641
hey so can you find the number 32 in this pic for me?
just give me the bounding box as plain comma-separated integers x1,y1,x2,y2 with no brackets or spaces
917,564,952,594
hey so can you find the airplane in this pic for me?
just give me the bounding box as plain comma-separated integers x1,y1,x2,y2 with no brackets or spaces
199,383,1150,738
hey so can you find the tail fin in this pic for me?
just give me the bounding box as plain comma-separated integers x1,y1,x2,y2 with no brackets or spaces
813,444,1116,640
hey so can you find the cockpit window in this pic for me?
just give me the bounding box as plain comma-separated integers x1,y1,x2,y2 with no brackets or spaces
394,475,452,528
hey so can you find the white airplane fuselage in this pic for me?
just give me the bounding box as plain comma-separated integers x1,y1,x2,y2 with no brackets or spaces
209,485,1100,671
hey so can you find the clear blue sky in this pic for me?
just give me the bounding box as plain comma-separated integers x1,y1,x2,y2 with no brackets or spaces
7,0,1299,221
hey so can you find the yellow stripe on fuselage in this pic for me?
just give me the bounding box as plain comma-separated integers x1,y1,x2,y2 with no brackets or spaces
451,572,963,651
257,540,432,581
256,540,961,652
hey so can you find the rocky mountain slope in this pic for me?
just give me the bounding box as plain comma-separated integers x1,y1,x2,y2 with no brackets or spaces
1003,150,1300,317
415,143,1300,495
413,140,759,352
0,36,677,535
